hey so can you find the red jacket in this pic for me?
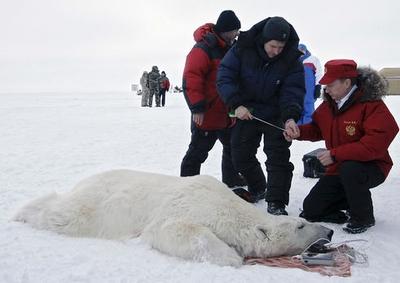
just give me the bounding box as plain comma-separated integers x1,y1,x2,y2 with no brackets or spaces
182,23,234,130
298,68,398,177
160,77,170,90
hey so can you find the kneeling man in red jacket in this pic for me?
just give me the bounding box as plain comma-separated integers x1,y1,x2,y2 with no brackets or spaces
285,59,399,233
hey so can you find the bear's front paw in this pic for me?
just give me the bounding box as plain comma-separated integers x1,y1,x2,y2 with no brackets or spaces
197,244,243,267
209,253,243,267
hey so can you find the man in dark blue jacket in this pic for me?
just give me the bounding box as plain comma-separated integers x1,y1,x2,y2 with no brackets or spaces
217,17,305,215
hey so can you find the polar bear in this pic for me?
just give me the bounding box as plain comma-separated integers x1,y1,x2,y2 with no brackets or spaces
13,170,333,267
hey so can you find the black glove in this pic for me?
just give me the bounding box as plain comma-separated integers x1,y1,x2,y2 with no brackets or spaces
314,84,322,99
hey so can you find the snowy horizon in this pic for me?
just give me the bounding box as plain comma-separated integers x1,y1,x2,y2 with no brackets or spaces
1,1,399,93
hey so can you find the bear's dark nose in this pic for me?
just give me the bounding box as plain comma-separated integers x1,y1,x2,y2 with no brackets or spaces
327,229,334,240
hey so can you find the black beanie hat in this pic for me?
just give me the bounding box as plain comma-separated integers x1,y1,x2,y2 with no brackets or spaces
215,10,241,33
262,16,291,43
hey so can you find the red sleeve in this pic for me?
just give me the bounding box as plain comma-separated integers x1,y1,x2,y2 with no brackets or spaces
182,47,210,112
298,123,323,141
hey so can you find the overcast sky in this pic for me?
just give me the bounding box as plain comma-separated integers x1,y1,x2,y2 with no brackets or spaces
1,0,399,92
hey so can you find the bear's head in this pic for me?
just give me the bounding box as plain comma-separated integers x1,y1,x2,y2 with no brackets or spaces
238,216,333,258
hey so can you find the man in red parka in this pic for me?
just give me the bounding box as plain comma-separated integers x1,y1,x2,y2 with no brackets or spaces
159,71,170,107
285,59,399,233
180,10,245,188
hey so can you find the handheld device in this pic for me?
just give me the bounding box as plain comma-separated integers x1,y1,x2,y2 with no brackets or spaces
300,252,335,266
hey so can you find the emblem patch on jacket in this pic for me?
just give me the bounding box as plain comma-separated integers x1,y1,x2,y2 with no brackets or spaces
344,121,357,136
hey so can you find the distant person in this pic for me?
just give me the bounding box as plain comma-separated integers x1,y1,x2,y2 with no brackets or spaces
159,71,170,107
217,16,305,214
181,10,245,188
297,43,323,124
284,59,399,233
148,66,161,107
140,71,150,107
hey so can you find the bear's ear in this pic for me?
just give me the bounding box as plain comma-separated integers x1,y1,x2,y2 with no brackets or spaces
255,225,270,241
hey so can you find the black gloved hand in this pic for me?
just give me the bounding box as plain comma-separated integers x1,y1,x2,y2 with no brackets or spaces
314,84,322,99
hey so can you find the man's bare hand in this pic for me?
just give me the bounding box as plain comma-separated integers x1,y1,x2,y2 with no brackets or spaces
283,119,300,141
192,113,204,126
317,150,334,166
283,131,293,142
234,106,252,120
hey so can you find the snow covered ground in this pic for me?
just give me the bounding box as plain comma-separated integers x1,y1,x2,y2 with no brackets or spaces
1,91,399,282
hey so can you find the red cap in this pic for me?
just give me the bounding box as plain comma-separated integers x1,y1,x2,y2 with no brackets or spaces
319,59,358,85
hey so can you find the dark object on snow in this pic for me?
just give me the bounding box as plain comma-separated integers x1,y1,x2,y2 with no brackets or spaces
232,188,265,203
299,210,348,224
343,217,375,234
302,148,326,178
267,202,288,216
174,86,183,93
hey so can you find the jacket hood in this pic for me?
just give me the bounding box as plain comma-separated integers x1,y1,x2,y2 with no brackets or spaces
357,66,388,101
323,66,388,103
299,43,311,60
236,17,302,62
193,23,226,48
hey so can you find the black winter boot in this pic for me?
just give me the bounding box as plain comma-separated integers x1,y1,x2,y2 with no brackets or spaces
299,210,348,224
267,202,288,216
343,217,375,234
232,188,265,204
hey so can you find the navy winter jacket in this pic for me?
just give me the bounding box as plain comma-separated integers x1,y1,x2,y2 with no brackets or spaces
216,18,305,123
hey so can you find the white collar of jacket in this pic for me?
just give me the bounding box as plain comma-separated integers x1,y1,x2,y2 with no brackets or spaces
336,85,358,109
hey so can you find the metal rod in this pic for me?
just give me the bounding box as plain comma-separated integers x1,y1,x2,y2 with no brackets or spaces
252,115,285,131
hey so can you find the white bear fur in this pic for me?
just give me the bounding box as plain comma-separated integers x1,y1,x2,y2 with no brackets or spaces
13,169,333,267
